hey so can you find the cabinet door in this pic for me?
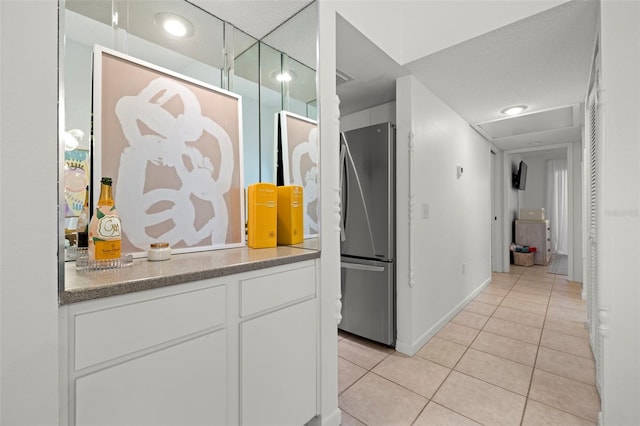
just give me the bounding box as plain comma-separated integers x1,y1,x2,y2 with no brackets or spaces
241,299,317,426
76,331,227,426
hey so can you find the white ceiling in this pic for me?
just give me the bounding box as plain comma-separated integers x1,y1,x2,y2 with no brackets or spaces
189,0,317,72
188,0,313,40
67,0,315,68
336,14,408,116
336,0,599,151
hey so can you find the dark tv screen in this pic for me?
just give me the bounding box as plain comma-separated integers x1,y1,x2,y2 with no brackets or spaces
515,161,528,190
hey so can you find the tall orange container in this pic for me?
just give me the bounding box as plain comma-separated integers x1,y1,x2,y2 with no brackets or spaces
277,185,304,245
247,183,277,248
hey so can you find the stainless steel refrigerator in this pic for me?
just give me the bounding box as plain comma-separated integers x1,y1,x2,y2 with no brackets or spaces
339,122,395,346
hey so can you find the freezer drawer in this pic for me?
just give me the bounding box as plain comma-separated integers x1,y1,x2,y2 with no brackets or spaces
339,258,395,346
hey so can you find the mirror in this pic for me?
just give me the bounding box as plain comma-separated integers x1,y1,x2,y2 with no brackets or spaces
62,0,230,252
259,2,318,250
261,1,317,119
234,1,318,186
60,0,319,267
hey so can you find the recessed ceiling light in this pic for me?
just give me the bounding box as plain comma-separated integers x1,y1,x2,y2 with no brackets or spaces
501,105,528,116
272,70,296,83
276,72,292,82
154,13,194,38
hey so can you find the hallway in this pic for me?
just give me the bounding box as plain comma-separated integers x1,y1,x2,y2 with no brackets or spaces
338,264,599,425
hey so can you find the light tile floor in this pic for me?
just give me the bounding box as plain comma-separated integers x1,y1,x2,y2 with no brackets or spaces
338,264,600,426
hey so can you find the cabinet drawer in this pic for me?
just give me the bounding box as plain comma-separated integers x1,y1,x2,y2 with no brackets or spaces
75,285,225,370
76,331,227,426
240,264,315,317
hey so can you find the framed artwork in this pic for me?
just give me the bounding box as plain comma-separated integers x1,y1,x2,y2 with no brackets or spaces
277,111,318,238
93,46,244,257
64,149,90,217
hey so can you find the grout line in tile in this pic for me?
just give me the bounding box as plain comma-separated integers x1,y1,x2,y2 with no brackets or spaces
339,267,599,426
526,369,600,424
449,369,530,403
518,286,553,426
368,370,432,402
466,331,538,368
525,394,599,424
409,400,430,426
339,405,369,426
423,302,506,421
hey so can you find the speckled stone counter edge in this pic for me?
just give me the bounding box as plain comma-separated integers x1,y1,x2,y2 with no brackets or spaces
61,246,320,305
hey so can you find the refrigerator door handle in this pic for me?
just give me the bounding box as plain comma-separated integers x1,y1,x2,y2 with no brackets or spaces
341,262,385,272
341,133,377,253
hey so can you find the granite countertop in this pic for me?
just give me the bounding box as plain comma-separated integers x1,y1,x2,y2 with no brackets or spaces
61,244,320,305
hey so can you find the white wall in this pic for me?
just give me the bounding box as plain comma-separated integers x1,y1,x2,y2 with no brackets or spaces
519,156,546,210
0,1,60,424
395,75,492,355
599,1,640,424
519,149,570,215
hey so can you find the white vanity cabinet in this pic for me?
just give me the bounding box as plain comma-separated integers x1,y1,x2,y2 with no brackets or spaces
239,266,317,426
60,259,319,426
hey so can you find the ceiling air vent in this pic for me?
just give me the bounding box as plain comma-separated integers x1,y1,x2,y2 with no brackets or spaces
336,68,353,86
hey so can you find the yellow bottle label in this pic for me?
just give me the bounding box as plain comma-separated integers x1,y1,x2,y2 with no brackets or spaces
89,208,122,260
93,239,122,260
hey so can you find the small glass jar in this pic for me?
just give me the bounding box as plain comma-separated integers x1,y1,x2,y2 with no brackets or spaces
148,242,171,261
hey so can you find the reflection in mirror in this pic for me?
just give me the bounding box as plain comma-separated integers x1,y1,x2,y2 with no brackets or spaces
231,1,317,187
259,43,284,184
258,2,318,249
60,0,319,278
260,1,317,184
230,31,260,187
62,0,228,257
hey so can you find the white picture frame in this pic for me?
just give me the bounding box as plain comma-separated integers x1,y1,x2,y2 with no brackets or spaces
277,111,318,238
92,45,245,257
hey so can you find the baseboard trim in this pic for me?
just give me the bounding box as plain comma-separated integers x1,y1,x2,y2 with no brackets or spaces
395,276,492,356
319,408,342,426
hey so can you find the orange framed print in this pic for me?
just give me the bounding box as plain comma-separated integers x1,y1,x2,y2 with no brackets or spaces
277,111,318,238
92,46,244,257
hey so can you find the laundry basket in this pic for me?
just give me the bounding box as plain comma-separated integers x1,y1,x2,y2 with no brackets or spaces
514,252,534,267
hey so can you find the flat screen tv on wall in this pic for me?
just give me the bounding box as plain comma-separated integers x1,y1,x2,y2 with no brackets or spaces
513,160,528,190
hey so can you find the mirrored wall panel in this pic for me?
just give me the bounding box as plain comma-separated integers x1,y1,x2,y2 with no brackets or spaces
59,0,318,286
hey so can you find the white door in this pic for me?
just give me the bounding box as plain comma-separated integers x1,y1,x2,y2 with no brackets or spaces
586,78,603,394
491,150,501,272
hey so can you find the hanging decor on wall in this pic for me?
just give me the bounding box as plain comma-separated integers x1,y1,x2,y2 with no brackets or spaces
276,111,318,238
64,148,90,218
92,46,245,257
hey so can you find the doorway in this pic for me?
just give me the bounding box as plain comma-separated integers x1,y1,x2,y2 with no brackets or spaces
490,150,503,272
502,145,579,282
